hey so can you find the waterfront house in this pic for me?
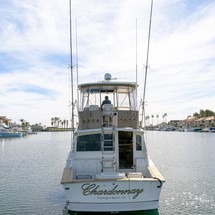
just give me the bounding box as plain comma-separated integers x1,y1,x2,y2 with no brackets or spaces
184,117,196,127
0,116,12,126
169,120,183,127
204,116,215,127
194,117,205,127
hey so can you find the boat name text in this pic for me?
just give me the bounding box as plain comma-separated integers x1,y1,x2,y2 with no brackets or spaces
81,183,144,199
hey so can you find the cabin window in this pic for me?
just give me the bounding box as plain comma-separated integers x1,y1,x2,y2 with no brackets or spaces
136,135,142,151
77,134,101,151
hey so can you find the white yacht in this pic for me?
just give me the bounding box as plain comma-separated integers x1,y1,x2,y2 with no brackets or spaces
61,73,165,213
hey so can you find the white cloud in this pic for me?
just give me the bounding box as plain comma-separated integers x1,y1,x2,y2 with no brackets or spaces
0,0,215,125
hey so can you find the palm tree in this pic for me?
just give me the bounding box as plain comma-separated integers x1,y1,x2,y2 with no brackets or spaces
162,113,167,123
156,114,159,125
54,117,60,127
63,120,66,128
20,119,24,126
151,115,154,125
145,116,150,126
57,119,61,128
51,118,54,127
20,119,30,129
164,113,167,122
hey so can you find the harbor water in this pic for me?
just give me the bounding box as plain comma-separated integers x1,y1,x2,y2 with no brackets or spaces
0,131,214,215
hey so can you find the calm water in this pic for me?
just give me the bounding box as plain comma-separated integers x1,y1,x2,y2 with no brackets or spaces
0,131,214,215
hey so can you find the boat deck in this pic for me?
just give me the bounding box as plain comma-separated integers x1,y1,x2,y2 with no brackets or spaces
61,166,165,184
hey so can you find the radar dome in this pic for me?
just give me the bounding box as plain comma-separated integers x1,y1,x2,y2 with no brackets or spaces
104,73,112,81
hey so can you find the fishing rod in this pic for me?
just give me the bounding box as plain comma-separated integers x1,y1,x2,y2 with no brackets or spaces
141,0,154,128
69,0,75,136
75,17,79,111
136,18,138,83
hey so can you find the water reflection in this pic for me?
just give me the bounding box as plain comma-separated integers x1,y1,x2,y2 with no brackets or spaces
64,209,159,215
0,139,5,157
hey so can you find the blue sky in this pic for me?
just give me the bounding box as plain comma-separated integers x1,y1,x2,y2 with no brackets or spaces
0,0,215,126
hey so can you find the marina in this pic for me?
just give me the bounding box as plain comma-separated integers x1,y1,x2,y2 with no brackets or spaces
0,131,214,214
1,1,215,214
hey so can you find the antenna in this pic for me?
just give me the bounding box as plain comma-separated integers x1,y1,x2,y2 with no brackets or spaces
69,0,75,136
141,0,154,128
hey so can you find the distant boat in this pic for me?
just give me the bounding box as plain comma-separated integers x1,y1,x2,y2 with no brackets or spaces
0,128,22,138
208,127,215,132
185,127,202,132
22,127,37,136
155,125,176,131
202,127,215,132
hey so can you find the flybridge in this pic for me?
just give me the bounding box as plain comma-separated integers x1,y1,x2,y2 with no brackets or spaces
77,74,139,129
78,74,138,111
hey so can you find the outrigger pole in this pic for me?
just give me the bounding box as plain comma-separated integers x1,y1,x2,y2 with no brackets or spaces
141,0,154,128
136,18,138,83
69,0,75,136
75,17,79,110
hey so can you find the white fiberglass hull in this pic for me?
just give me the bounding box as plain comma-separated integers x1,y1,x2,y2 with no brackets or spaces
63,177,163,212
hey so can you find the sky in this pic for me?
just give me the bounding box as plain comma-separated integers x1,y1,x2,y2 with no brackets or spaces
0,0,215,126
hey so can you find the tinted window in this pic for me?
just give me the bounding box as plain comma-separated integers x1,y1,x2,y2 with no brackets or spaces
77,134,101,151
136,135,142,151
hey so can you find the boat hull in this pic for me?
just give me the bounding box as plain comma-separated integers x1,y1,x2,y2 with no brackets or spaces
63,178,163,212
0,132,22,138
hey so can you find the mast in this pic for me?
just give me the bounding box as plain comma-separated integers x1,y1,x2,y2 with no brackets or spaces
141,0,154,128
69,0,75,135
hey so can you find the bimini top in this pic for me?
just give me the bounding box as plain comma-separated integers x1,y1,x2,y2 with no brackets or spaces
79,81,138,88
78,73,138,93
